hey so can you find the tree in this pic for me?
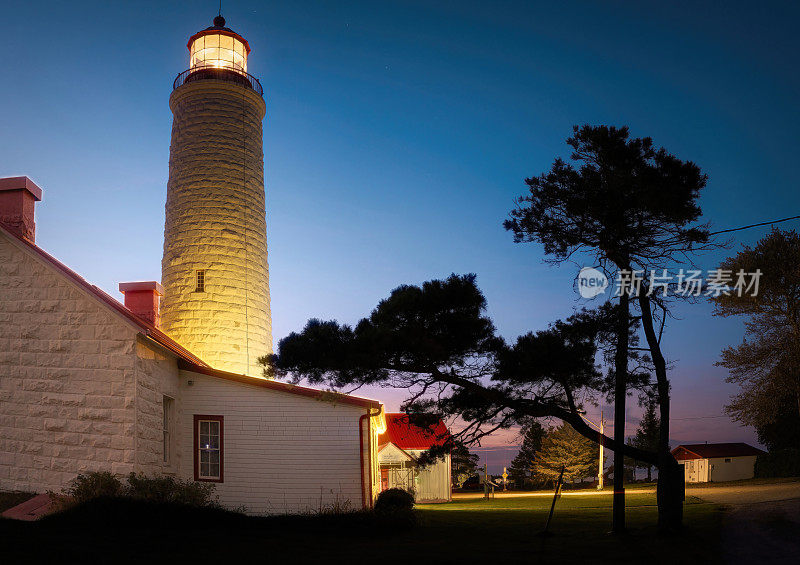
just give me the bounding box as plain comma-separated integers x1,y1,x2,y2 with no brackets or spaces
711,228,800,450
508,420,545,489
629,401,661,481
504,125,714,531
263,274,656,482
451,441,480,487
534,423,599,484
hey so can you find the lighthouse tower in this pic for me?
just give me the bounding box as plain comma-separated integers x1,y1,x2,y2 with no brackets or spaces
161,15,271,376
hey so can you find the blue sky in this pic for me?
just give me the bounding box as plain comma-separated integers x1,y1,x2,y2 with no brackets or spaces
3,1,799,468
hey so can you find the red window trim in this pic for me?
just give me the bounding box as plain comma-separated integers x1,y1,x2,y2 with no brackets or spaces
193,415,224,483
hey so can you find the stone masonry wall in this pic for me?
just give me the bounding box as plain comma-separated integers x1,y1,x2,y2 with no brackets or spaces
0,233,139,492
133,337,182,475
162,80,271,377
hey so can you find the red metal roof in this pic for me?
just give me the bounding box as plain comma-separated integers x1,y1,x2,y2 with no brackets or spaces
672,443,766,460
378,413,450,450
0,222,381,409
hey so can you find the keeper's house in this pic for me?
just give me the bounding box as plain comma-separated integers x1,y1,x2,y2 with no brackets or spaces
378,413,452,503
672,442,766,483
0,177,385,514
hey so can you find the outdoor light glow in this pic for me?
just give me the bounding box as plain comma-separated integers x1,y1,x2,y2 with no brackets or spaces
189,32,248,74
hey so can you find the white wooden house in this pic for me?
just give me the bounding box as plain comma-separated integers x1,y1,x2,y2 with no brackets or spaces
377,413,452,503
0,179,386,514
672,443,765,483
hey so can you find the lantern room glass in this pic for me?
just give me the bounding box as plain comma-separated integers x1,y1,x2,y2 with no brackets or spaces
189,33,248,74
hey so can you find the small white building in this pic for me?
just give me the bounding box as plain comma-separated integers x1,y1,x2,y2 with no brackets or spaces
377,413,451,503
672,443,765,483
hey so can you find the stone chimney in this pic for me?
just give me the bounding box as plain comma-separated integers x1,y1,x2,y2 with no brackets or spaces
119,282,164,328
0,176,43,242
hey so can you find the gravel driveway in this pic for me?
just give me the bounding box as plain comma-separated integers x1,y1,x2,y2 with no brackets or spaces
688,480,800,564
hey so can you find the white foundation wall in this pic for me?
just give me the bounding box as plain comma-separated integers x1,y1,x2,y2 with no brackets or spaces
0,233,139,492
178,370,367,514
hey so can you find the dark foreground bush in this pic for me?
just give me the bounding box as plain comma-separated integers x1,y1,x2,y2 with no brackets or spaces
373,488,416,528
755,448,800,478
58,471,218,509
64,471,125,503
126,473,219,507
374,488,414,514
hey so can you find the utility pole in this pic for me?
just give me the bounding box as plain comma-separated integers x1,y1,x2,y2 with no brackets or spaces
597,410,604,490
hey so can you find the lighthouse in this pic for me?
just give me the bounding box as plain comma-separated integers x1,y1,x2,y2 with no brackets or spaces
161,15,271,376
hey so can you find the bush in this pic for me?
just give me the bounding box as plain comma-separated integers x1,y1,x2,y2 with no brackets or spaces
126,473,219,507
65,471,124,503
755,448,800,478
374,488,414,514
57,471,219,510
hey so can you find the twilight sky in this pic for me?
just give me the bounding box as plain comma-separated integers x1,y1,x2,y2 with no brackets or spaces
3,1,799,470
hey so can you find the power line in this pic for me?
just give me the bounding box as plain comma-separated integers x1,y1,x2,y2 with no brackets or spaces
670,415,728,421
710,214,800,235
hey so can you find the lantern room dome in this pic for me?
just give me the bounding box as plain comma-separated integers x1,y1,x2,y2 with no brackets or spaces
187,15,251,75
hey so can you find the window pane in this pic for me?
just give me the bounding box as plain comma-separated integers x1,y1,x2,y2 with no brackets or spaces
209,422,219,436
220,35,233,50
209,464,220,478
200,450,209,464
200,421,209,435
201,462,210,477
209,435,219,449
200,434,209,447
205,34,219,48
210,451,220,464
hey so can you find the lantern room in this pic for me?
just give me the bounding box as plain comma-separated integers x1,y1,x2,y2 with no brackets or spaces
187,15,250,75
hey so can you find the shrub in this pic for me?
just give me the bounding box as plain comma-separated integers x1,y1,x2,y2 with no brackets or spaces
56,471,219,511
125,473,219,507
65,471,124,503
755,448,800,478
374,488,414,514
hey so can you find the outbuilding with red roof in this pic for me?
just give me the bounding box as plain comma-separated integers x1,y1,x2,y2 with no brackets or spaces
672,443,766,483
377,413,452,503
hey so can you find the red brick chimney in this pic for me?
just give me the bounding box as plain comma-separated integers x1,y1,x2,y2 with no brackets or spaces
0,176,43,242
119,282,164,328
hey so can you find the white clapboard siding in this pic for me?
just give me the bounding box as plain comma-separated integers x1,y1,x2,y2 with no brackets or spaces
407,449,451,502
178,369,370,514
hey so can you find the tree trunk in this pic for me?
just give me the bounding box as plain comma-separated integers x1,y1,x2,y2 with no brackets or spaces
637,291,683,531
612,290,630,533
657,453,684,531
647,465,652,483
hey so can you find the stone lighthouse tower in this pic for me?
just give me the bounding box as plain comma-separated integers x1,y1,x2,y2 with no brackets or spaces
161,15,271,376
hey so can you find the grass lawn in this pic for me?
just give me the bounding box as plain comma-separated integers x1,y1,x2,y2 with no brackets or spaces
0,491,723,565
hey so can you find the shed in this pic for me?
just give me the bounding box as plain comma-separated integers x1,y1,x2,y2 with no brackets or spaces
377,413,452,503
672,443,766,483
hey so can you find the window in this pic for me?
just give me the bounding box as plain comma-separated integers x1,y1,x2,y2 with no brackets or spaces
162,396,174,465
194,415,223,482
724,458,731,463
195,270,206,292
